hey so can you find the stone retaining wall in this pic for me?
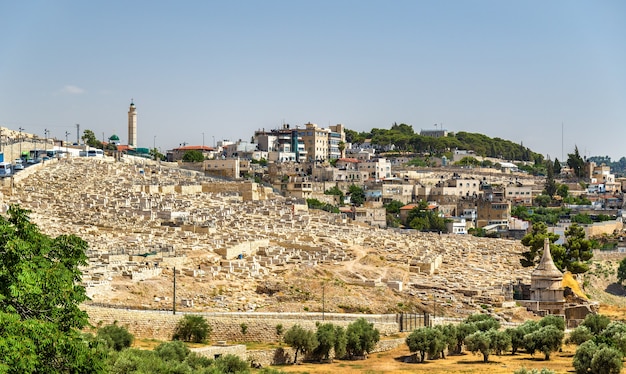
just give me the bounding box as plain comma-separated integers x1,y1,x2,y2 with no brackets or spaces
84,305,399,342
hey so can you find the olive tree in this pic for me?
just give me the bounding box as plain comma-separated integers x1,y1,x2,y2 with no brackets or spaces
284,324,318,364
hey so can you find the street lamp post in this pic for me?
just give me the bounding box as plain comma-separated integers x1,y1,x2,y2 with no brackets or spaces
153,136,156,160
18,127,23,159
44,129,49,154
65,131,70,157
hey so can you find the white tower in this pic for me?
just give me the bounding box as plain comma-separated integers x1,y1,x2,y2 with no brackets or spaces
128,99,137,147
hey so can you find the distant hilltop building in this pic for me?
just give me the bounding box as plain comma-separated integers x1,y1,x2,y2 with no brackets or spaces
419,128,448,138
128,100,137,147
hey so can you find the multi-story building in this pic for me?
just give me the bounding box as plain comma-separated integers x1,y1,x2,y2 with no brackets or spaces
430,176,481,198
298,122,345,162
504,182,534,206
254,124,307,162
357,158,392,180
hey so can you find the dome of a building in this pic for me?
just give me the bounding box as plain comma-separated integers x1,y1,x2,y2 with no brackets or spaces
109,134,120,141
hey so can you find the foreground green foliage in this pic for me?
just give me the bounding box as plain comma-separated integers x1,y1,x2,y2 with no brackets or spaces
0,205,106,372
173,315,212,343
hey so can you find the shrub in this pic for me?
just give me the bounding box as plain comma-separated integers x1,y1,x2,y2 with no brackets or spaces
214,354,250,374
172,315,211,343
155,340,190,362
97,323,134,351
514,368,555,374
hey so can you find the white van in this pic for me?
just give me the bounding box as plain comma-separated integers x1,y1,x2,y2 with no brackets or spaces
0,162,12,177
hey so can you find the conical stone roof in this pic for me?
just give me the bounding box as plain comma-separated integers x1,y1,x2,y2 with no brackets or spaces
531,237,563,280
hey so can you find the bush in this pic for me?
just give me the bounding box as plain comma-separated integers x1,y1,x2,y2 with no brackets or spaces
214,354,250,374
173,315,211,343
155,340,190,362
97,323,134,351
514,368,555,374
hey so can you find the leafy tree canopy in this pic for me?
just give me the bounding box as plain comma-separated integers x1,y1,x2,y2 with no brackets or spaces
0,205,105,372
182,150,205,162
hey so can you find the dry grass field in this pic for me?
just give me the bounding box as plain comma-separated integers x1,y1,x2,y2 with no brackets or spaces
269,343,578,374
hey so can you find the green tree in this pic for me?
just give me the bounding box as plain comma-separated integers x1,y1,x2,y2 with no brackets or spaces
283,324,318,364
507,320,539,354
82,129,103,149
563,223,593,274
544,160,557,198
573,340,598,374
618,257,626,285
534,194,552,207
0,205,105,372
556,184,569,198
553,158,562,175
172,315,211,343
434,324,457,358
348,185,365,206
590,346,623,374
313,323,346,361
345,318,380,359
581,313,611,335
538,315,566,332
567,325,593,346
465,313,500,332
567,145,586,179
97,323,134,351
464,330,493,362
149,147,165,161
182,150,205,162
600,321,626,356
523,325,564,360
405,327,444,363
519,222,561,268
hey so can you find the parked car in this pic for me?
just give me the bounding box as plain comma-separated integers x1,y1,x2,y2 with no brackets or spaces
13,159,24,170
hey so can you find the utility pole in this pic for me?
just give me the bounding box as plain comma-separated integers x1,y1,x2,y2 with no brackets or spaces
173,266,177,315
44,129,49,153
76,124,80,145
65,131,70,156
18,127,23,158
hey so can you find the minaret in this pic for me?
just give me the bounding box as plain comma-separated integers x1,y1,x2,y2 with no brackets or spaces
128,99,137,147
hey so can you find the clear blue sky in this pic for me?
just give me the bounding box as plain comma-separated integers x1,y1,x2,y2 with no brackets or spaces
1,1,625,161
